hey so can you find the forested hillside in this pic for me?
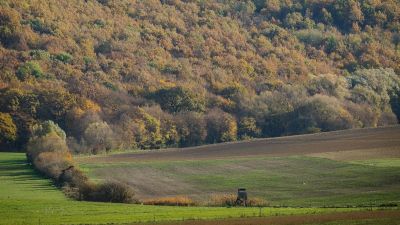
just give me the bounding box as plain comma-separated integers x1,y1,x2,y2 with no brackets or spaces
1,0,399,153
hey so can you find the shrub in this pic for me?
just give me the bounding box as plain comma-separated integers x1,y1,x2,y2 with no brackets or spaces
143,196,195,206
296,29,325,47
62,184,81,200
206,109,237,143
95,41,112,54
150,87,206,113
175,112,207,147
26,121,73,181
133,110,164,150
102,81,118,91
0,8,23,48
30,50,50,60
344,101,377,127
349,68,400,112
33,151,73,180
26,121,69,161
293,95,355,132
209,194,237,207
238,117,261,139
92,19,106,28
29,18,56,35
74,181,96,200
246,197,269,207
16,61,44,80
378,111,398,126
54,52,73,63
0,112,17,145
30,120,66,142
58,166,88,188
96,181,137,203
390,92,400,121
306,75,345,97
284,12,305,29
97,0,110,6
209,194,268,207
83,121,115,154
83,181,137,203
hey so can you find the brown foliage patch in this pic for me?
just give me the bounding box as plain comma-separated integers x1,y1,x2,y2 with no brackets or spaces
208,194,268,207
33,151,73,179
209,194,237,207
143,196,195,206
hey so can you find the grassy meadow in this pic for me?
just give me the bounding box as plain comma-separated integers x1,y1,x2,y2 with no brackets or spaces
80,155,400,207
0,152,374,225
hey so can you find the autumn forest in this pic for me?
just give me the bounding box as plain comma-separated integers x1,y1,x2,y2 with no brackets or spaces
1,0,400,154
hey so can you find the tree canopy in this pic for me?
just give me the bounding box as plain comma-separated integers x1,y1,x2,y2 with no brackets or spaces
0,0,399,153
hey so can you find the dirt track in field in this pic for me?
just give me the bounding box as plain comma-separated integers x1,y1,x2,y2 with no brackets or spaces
80,126,400,163
145,210,400,225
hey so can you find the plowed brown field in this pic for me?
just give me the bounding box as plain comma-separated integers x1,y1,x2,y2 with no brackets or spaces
80,126,400,163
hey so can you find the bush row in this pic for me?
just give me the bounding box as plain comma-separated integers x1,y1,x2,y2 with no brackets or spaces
26,121,137,204
143,196,195,206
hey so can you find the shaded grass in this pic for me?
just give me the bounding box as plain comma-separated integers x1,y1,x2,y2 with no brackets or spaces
1,152,370,225
81,156,400,207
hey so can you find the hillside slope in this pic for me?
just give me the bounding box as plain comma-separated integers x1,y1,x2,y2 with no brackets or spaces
1,0,400,153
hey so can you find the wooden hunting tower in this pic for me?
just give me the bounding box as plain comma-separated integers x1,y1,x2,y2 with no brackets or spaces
236,188,248,206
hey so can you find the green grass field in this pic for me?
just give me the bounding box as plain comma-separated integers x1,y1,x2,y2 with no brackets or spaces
1,152,374,225
80,156,400,207
151,215,400,225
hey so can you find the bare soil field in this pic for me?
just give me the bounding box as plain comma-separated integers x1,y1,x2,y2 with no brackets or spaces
146,210,400,225
80,126,400,163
